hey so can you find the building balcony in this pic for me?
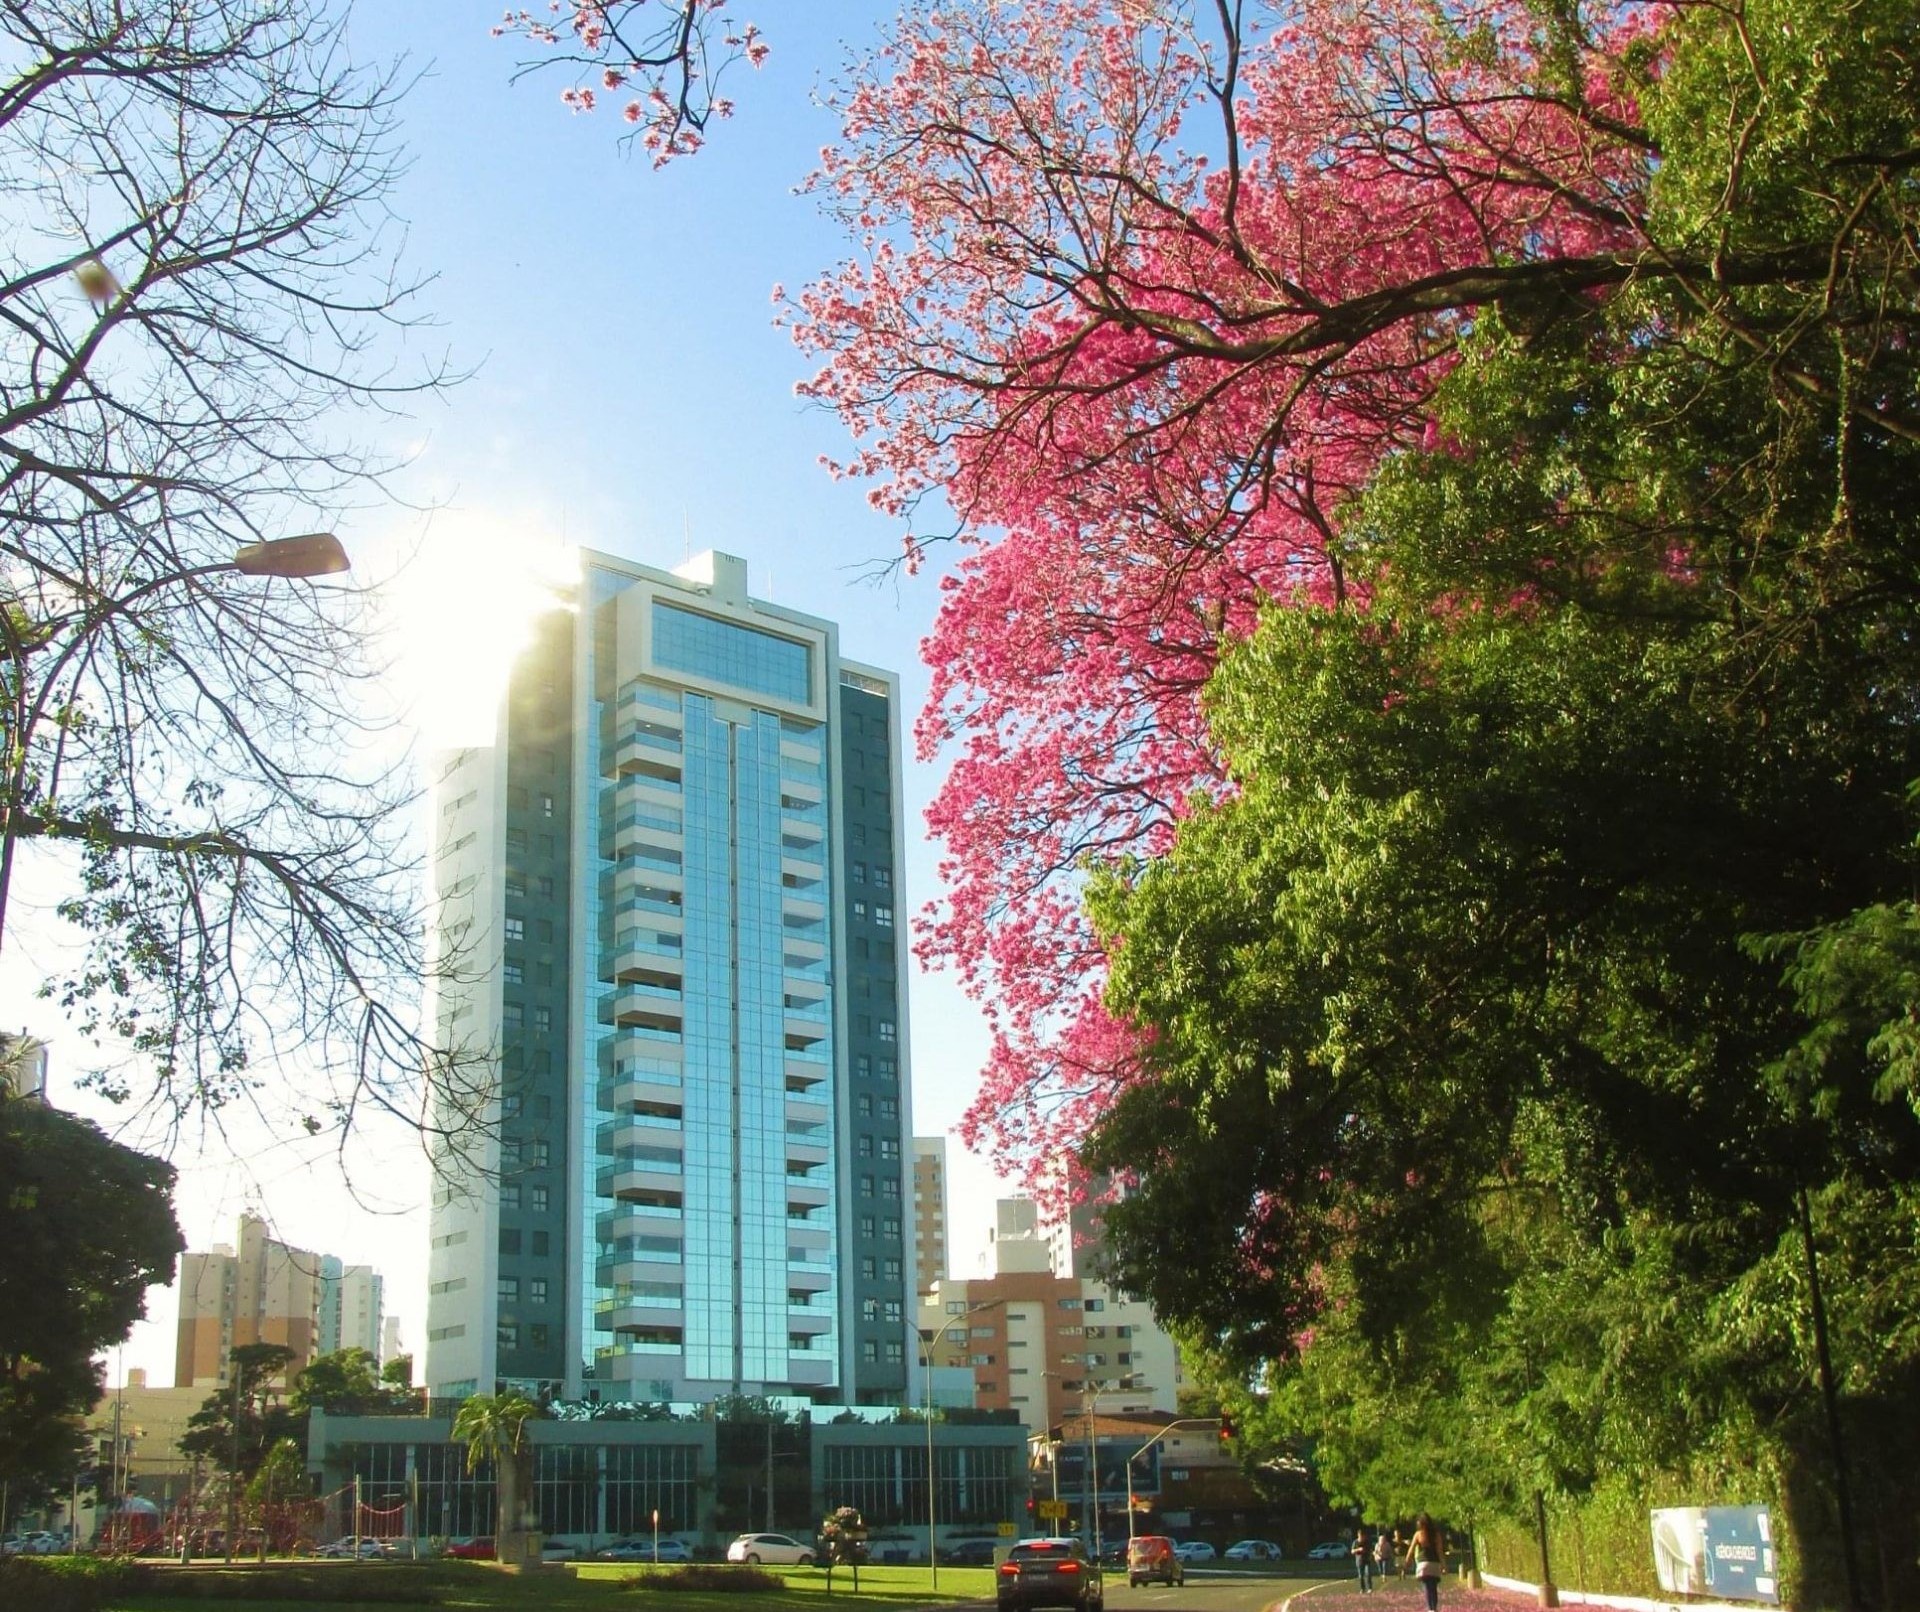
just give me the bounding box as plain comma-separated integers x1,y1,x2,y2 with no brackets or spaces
600,1115,683,1154
599,1300,686,1334
786,1181,831,1211
611,864,685,903
603,1167,683,1203
784,1356,834,1385
600,1255,686,1288
786,1307,833,1336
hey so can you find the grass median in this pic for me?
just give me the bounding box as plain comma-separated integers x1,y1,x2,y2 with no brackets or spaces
62,1557,999,1612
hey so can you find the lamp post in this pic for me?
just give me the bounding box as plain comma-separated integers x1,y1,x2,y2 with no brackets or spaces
0,532,350,946
912,1297,1003,1592
1123,1418,1216,1553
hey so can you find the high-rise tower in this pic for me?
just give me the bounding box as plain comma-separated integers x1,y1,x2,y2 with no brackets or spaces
425,550,914,1406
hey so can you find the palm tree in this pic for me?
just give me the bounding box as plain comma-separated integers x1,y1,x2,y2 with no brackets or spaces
451,1392,542,1559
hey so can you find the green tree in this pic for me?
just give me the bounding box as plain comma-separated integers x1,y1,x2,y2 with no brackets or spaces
180,1343,302,1480
0,1094,181,1501
1079,41,1920,1578
450,1392,542,1543
290,1348,382,1415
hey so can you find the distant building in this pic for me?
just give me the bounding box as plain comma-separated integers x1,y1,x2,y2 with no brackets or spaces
912,1136,949,1296
174,1214,391,1388
918,1196,1183,1437
423,548,916,1406
318,1258,384,1360
381,1314,404,1368
0,1030,49,1101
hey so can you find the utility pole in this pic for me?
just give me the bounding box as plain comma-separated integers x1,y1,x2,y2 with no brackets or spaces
225,1357,241,1564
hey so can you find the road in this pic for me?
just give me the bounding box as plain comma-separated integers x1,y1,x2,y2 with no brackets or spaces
1099,1568,1346,1612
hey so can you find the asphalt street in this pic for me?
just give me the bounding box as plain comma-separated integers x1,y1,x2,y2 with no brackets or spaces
1098,1566,1349,1612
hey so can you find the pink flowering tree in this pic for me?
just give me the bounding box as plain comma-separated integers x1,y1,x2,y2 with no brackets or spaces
493,1,767,162
784,0,1668,1189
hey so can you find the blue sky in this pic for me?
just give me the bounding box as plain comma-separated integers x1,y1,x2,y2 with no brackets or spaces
7,2,1021,1385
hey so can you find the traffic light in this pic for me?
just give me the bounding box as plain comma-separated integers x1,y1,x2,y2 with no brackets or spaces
1218,1413,1237,1445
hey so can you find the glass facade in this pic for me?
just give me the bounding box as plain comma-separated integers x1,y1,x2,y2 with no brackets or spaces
652,600,812,705
575,559,840,1399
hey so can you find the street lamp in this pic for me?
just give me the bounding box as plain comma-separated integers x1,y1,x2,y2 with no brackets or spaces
0,531,350,946
911,1297,1003,1592
1122,1418,1217,1553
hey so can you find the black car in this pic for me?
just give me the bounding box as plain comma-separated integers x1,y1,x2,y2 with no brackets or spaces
942,1538,1001,1566
996,1537,1104,1612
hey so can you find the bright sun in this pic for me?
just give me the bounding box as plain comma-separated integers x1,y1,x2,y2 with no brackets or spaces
376,511,579,751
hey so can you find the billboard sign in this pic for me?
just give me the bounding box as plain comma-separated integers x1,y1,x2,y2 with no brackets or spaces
1053,1441,1160,1502
1650,1506,1779,1604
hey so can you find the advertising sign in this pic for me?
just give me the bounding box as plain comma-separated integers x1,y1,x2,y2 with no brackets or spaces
1650,1506,1779,1604
1053,1441,1160,1502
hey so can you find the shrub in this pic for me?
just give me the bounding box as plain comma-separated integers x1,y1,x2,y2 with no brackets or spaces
0,1556,145,1612
627,1563,786,1593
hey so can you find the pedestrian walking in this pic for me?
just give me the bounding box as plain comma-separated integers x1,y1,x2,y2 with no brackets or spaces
1375,1528,1394,1581
1405,1513,1447,1612
1352,1524,1375,1592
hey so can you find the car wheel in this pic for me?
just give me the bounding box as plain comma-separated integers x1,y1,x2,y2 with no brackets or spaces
797,1553,814,1567
744,1553,759,1564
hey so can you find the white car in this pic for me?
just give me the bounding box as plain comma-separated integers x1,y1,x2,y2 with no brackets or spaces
727,1531,816,1566
1174,1540,1217,1562
1225,1539,1285,1561
1307,1538,1353,1559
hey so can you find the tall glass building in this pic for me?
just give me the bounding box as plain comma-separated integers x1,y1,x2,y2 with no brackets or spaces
425,550,914,1406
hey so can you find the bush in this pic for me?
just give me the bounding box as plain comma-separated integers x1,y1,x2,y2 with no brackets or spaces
627,1563,786,1593
0,1556,145,1612
137,1564,439,1602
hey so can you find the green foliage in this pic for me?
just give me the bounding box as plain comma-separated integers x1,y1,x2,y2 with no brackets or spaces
1078,2,1920,1598
627,1563,786,1593
0,1095,181,1501
180,1344,303,1479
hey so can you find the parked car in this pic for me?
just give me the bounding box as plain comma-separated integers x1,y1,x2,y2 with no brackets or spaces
597,1537,693,1563
1173,1540,1217,1562
443,1536,495,1560
941,1538,1001,1566
540,1539,579,1563
1225,1539,1285,1562
316,1538,393,1559
1127,1534,1184,1588
996,1537,1104,1612
1308,1538,1354,1560
727,1532,816,1566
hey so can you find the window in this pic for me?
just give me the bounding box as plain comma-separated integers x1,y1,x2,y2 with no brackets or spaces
875,905,894,928
969,1354,995,1367
879,1096,898,1120
1058,1297,1083,1310
883,1258,902,1282
879,1137,900,1159
878,1057,897,1081
537,875,555,899
859,1215,875,1239
853,901,867,921
874,866,892,889
860,1257,876,1281
884,1341,903,1363
881,1178,900,1200
505,875,525,898
878,1020,896,1043
503,1094,523,1120
497,1321,519,1349
498,1277,519,1304
883,1300,902,1322
531,1185,549,1213
533,1006,551,1033
530,1324,550,1349
856,1054,871,1079
499,1230,521,1255
860,1174,875,1198
882,1216,901,1239
530,1278,549,1303
503,1003,524,1029
540,793,555,818
1085,1298,1105,1312
528,1141,550,1169
851,861,866,883
861,1339,878,1364
505,917,525,942
531,1231,550,1256
857,1136,873,1158
503,960,524,985
501,1184,522,1210
945,1300,968,1315
861,1298,878,1322
856,1094,872,1117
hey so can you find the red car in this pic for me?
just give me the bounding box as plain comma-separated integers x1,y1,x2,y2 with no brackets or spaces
444,1537,496,1560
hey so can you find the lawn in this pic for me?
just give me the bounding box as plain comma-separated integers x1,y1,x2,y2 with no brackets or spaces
96,1558,998,1612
